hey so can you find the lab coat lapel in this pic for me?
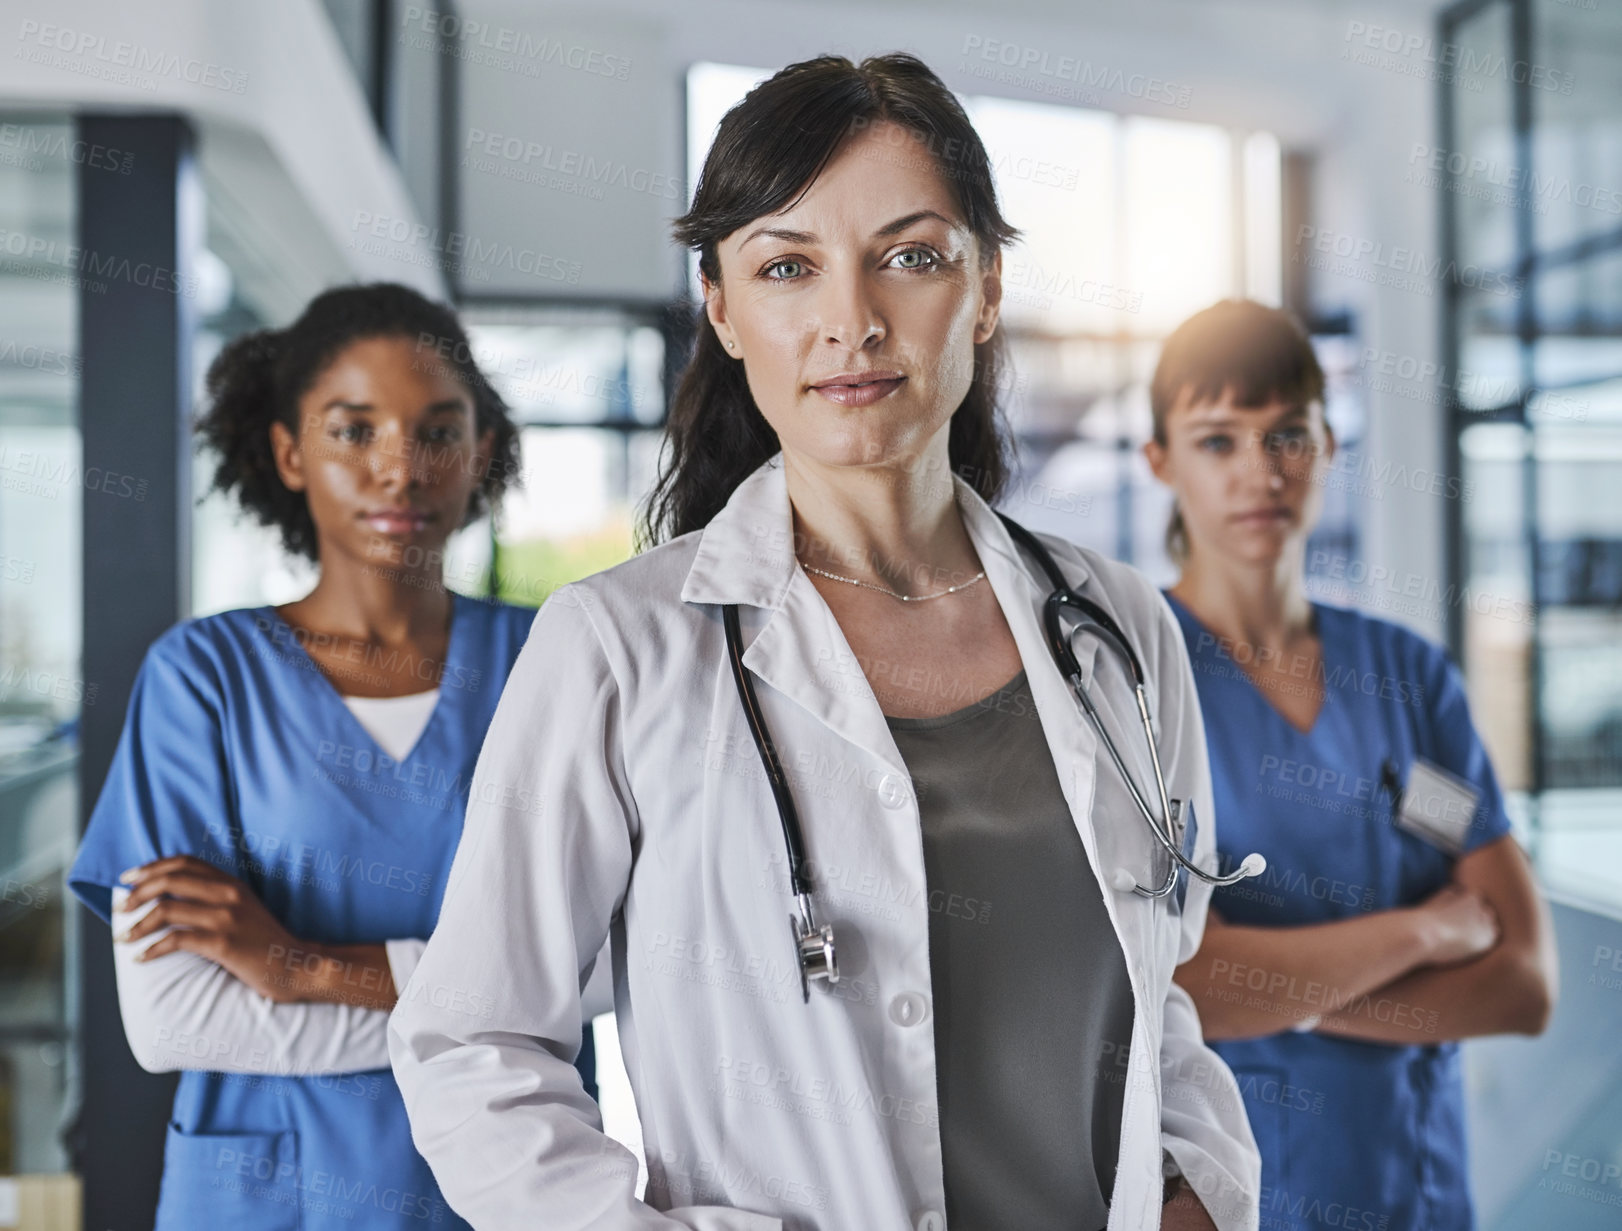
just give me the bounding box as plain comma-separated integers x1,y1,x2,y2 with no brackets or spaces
745,573,912,777
680,453,909,777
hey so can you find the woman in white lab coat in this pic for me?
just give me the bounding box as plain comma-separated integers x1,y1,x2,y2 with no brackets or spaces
389,53,1261,1231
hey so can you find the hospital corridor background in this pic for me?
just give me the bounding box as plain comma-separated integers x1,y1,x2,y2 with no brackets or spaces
0,0,1620,1228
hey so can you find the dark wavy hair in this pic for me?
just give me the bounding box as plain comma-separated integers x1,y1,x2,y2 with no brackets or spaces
196,282,521,562
637,52,1022,548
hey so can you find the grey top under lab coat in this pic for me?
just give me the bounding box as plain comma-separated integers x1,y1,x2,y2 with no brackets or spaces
887,667,1136,1231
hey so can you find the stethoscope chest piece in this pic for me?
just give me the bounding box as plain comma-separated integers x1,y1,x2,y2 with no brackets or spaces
793,895,839,1003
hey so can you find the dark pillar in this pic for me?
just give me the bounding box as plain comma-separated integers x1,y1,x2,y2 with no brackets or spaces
73,113,197,1231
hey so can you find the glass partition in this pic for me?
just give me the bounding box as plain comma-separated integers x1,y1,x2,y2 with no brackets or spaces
1443,0,1622,910
0,114,80,1178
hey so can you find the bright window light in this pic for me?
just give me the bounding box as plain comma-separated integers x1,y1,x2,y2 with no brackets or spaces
1244,130,1283,306
1121,115,1233,334
685,62,774,296
965,96,1119,334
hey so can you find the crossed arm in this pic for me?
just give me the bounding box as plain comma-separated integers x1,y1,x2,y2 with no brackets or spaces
1173,834,1557,1044
109,853,613,1075
109,854,419,1074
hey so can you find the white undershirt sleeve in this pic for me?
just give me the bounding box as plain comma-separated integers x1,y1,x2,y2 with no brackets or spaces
110,884,406,1076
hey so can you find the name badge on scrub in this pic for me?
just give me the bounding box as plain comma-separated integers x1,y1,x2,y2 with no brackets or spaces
1393,758,1480,855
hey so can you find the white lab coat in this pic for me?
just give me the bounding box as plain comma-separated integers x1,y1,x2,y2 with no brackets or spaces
388,451,1261,1231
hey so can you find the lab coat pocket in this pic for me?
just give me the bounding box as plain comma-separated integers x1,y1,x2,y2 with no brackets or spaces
156,1123,301,1231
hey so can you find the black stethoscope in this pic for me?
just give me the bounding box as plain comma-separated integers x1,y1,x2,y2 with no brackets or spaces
722,511,1266,1001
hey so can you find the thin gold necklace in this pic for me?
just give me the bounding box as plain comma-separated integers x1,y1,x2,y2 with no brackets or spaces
798,558,987,602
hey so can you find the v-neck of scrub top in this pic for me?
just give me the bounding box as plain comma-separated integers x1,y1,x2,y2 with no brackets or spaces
1162,588,1429,933
257,592,465,767
342,689,441,761
1161,591,1335,741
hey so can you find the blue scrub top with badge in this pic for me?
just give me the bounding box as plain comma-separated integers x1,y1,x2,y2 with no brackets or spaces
69,592,597,1231
1165,592,1513,1231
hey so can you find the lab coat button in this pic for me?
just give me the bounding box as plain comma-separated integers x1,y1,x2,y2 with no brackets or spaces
876,773,909,810
888,990,930,1027
914,1211,944,1231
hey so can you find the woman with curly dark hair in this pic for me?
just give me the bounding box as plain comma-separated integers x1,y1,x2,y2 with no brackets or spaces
67,282,598,1230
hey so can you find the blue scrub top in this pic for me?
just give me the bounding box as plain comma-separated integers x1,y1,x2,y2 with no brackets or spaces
69,592,596,1231
1165,593,1513,1231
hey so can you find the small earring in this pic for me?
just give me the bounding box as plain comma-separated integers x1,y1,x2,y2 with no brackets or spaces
727,340,736,350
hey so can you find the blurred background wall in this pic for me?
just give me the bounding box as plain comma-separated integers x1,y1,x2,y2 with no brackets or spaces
0,0,1617,1227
